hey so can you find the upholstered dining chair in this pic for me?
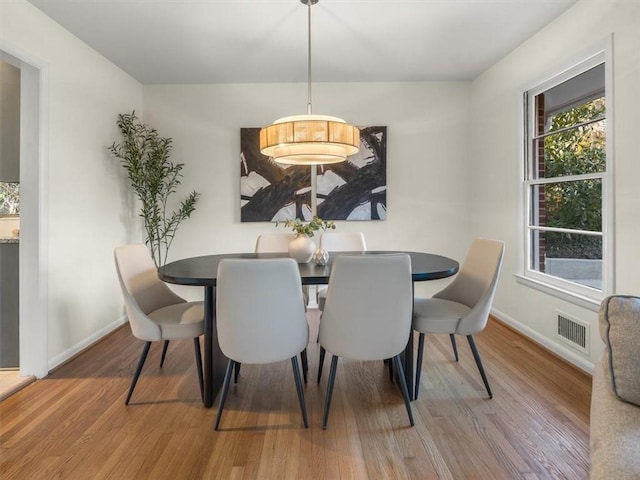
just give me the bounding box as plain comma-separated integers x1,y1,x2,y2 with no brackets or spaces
319,231,367,252
412,238,505,400
254,233,297,253
114,244,204,405
255,233,309,300
316,231,368,382
317,253,414,429
317,231,367,310
254,232,309,381
214,258,310,430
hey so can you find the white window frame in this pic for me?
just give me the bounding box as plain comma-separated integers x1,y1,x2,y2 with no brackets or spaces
516,38,614,311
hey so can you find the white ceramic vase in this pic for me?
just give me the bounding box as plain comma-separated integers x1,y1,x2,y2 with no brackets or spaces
288,234,316,263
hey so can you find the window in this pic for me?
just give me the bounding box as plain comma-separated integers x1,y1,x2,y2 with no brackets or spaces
523,51,611,302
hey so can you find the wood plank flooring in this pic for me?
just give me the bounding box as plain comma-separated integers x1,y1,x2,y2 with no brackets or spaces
0,370,35,402
0,317,591,479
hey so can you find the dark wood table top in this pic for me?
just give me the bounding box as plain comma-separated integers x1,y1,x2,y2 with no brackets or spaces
158,251,459,287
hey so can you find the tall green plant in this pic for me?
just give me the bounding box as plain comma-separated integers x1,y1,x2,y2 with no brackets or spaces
109,111,199,267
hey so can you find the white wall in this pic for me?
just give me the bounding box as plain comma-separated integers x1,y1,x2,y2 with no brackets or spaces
143,82,472,299
0,0,143,369
5,0,632,375
470,0,640,369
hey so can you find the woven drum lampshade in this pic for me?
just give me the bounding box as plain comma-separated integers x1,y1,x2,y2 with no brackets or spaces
260,114,359,165
259,0,359,165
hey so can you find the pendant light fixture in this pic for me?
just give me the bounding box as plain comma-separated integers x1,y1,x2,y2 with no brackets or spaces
259,0,359,165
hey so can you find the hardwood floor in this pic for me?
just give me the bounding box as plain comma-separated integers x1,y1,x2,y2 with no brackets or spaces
0,370,35,402
0,317,591,479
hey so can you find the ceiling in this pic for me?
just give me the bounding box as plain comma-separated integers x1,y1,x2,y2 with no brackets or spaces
28,0,577,85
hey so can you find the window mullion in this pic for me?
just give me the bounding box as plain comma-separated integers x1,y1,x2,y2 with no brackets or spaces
533,115,605,140
527,225,603,236
527,172,604,185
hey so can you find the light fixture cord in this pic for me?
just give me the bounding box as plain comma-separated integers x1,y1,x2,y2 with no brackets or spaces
306,0,312,115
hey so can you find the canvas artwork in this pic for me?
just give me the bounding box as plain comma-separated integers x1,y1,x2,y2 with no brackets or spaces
240,128,312,222
316,126,387,221
240,126,387,222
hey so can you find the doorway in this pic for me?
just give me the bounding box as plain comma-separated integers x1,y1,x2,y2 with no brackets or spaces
0,43,49,391
0,59,21,371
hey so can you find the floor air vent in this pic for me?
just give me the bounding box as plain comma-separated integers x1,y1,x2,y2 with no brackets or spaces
556,311,590,354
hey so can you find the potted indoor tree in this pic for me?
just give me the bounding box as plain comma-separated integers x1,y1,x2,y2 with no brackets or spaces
110,111,199,267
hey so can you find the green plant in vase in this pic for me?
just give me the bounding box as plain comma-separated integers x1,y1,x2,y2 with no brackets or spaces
277,216,335,263
278,216,336,237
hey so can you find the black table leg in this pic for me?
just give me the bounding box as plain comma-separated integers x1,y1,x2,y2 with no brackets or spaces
400,282,416,401
203,286,214,407
203,286,226,408
402,329,415,401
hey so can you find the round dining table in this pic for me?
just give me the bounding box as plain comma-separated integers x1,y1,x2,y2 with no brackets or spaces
159,251,459,407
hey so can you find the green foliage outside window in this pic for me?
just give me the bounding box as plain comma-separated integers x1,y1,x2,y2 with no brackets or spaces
543,98,605,259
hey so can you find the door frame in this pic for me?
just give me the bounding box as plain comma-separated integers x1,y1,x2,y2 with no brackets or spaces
1,42,49,378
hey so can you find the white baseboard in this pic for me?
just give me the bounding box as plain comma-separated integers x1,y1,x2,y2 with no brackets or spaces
47,316,128,372
46,310,595,376
491,307,594,375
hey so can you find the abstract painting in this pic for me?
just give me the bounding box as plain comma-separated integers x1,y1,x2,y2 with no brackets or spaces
316,126,387,221
240,128,312,222
240,126,387,222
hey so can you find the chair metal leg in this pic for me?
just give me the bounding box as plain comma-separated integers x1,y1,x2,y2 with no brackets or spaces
214,360,235,430
317,346,326,384
159,340,170,368
234,363,241,384
126,341,151,405
322,355,339,429
467,335,493,399
193,337,204,402
300,348,308,384
393,355,415,427
415,333,425,400
449,334,459,362
291,357,309,428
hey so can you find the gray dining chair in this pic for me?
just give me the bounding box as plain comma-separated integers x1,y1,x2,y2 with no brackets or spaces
412,238,505,399
254,233,297,253
253,232,309,382
317,231,367,310
114,244,204,405
319,231,367,252
316,231,368,382
317,253,414,429
214,258,310,430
